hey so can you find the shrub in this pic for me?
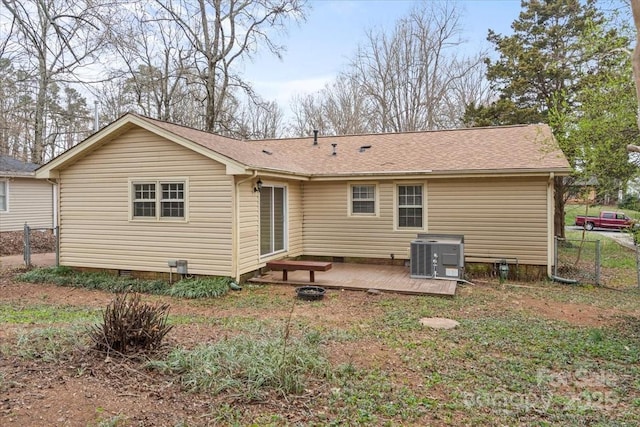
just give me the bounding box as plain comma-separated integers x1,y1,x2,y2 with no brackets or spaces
89,292,173,355
619,194,640,211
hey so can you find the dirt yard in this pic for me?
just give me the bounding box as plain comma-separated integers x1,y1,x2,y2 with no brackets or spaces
1,267,638,426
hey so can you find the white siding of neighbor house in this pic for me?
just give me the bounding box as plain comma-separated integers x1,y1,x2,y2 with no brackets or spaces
236,178,303,276
0,177,53,232
58,127,234,276
302,177,549,265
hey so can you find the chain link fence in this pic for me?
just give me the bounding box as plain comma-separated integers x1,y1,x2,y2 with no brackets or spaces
23,223,59,267
554,236,601,285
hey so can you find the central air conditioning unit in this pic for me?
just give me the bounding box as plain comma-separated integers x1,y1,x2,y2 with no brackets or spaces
410,234,464,279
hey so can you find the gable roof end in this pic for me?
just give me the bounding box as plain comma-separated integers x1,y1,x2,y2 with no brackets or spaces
35,113,249,179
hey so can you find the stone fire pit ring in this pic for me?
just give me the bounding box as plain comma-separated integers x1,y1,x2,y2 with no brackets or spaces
295,286,326,301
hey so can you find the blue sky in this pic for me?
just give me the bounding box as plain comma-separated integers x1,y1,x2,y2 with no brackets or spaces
242,0,523,109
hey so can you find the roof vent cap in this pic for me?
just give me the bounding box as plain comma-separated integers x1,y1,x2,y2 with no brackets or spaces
313,129,318,146
359,145,372,152
331,143,337,156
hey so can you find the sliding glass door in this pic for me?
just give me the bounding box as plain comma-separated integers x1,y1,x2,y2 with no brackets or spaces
260,186,286,256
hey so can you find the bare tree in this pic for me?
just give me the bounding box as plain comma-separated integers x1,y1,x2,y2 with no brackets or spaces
289,2,488,136
107,3,199,123
233,96,284,139
442,57,492,128
1,0,113,162
349,2,483,132
289,73,374,136
153,0,306,133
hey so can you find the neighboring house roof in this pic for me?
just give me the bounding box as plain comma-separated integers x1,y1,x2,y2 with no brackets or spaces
0,155,39,177
36,113,571,179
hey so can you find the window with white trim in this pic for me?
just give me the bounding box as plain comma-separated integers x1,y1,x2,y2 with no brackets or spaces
132,181,185,220
351,184,376,215
398,185,423,228
0,180,6,212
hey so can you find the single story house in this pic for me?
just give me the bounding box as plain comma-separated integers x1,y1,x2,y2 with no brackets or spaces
1,156,55,232
36,113,570,280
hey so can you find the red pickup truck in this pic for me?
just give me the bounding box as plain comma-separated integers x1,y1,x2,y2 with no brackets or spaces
574,211,635,231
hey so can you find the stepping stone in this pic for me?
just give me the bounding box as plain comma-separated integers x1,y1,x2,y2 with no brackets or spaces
419,317,459,329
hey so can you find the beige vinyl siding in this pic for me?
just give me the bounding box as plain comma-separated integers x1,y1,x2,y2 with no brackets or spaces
237,180,259,275
58,128,233,276
303,181,424,259
0,177,53,232
288,181,303,257
237,179,304,276
302,177,549,266
428,177,548,265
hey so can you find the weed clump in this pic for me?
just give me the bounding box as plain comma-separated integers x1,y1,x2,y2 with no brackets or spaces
166,277,231,299
89,292,173,355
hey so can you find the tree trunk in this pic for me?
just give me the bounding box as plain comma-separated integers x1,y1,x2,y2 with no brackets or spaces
632,0,640,132
33,57,48,164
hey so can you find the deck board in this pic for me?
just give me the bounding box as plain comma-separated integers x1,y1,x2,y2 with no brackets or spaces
248,263,456,296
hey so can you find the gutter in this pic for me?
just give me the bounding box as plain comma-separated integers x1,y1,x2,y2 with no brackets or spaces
307,168,571,181
46,179,59,233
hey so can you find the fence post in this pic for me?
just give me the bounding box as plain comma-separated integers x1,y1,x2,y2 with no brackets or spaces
23,223,31,267
636,244,640,289
554,236,558,277
55,225,60,267
595,239,601,286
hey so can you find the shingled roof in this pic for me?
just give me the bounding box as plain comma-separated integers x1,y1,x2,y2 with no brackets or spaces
37,113,571,179
0,155,39,177
139,114,570,176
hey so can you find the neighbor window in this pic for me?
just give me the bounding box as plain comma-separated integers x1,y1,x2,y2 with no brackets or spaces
398,185,423,228
0,180,6,211
132,181,185,220
351,184,376,215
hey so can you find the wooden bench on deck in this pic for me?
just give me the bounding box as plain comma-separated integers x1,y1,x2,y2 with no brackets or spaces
265,260,333,282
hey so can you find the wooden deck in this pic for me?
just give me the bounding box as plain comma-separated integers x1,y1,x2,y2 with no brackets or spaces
248,262,457,297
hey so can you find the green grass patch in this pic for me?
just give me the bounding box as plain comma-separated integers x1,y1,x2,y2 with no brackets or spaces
166,277,231,299
329,365,434,424
0,303,99,324
12,326,88,362
147,329,331,400
563,230,636,269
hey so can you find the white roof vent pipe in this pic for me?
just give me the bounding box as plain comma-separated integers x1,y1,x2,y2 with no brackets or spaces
332,143,337,156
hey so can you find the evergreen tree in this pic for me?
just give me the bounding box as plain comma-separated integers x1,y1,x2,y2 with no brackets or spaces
464,0,627,237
